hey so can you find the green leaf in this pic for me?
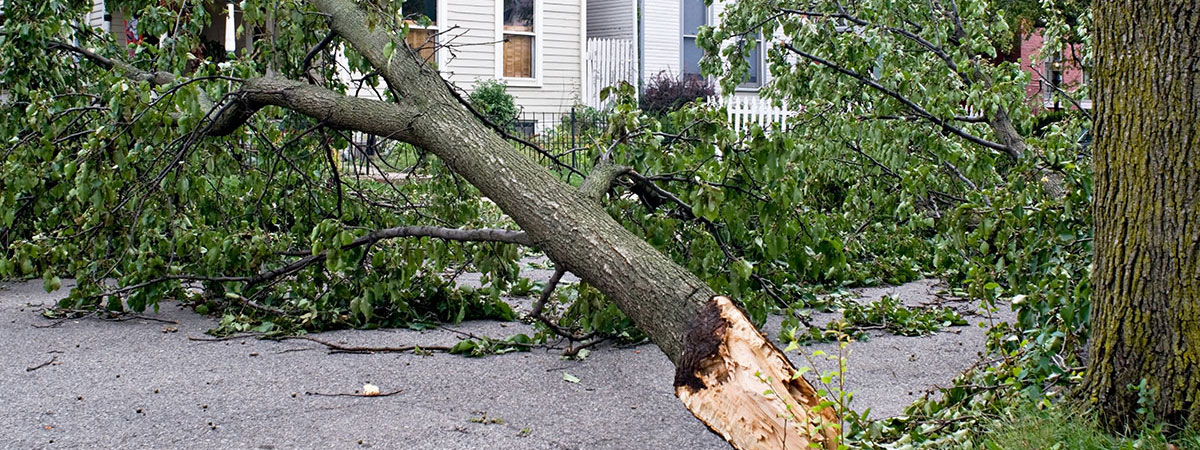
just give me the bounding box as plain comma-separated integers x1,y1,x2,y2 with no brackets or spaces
449,339,477,355
383,41,395,66
732,258,753,280
252,321,276,333
562,372,581,383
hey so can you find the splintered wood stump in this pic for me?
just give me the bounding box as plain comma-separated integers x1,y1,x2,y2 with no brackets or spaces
675,297,839,450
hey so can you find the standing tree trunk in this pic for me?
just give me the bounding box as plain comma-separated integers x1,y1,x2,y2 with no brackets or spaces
1082,0,1200,432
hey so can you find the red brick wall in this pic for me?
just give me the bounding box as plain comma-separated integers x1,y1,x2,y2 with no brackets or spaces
1016,29,1088,110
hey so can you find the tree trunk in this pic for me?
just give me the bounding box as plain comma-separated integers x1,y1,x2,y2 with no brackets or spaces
1082,0,1200,432
223,1,839,448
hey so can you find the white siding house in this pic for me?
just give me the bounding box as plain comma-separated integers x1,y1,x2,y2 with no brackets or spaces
587,0,772,101
586,0,799,134
360,0,588,117
85,0,587,118
586,0,635,39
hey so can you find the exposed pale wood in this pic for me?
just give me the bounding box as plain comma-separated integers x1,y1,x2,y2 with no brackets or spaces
676,297,838,450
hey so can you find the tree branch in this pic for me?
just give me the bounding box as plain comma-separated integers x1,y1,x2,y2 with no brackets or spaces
94,225,532,304
781,42,1017,158
579,162,631,201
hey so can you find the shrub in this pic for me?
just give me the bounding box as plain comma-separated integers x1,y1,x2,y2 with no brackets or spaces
639,71,715,115
468,79,520,127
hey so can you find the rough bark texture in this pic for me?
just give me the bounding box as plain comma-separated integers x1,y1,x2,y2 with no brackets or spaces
1082,0,1200,432
305,0,713,362
240,1,838,447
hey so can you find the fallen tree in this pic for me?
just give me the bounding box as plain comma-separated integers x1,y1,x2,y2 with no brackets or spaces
254,2,840,446
1,0,836,448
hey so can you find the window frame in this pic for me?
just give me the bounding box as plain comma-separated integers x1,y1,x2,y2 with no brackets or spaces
495,0,542,86
733,34,764,91
401,0,446,66
680,0,708,80
680,0,764,91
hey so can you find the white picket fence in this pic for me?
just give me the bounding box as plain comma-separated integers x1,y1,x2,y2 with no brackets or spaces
584,38,638,108
723,96,799,135
583,38,797,135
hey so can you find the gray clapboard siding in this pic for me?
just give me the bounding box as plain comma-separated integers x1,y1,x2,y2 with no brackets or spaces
587,0,633,39
640,0,681,81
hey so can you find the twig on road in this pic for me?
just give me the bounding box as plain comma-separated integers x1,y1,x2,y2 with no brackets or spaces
278,336,454,354
305,389,403,398
26,356,58,372
189,334,454,354
33,309,178,328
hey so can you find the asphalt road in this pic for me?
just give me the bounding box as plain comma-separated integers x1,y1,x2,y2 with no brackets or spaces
1,277,1011,450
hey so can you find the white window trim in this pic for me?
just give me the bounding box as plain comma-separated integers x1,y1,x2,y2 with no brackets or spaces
401,0,448,68
495,0,543,87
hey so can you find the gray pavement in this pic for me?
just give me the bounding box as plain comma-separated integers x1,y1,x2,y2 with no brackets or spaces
1,275,1012,450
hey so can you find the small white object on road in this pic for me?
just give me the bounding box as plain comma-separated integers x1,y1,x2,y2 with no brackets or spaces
362,384,380,396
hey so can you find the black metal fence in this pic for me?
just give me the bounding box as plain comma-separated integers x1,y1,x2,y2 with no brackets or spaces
504,106,606,172
345,106,605,175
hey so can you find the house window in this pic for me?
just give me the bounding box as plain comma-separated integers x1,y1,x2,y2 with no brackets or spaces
402,0,438,62
737,35,762,88
681,0,761,88
1044,52,1064,107
512,119,537,138
502,0,536,78
681,0,706,79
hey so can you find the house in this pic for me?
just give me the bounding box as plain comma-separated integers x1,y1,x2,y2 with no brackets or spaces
84,1,587,120
586,0,770,101
383,0,587,118
1010,30,1090,111
585,0,796,135
85,1,252,56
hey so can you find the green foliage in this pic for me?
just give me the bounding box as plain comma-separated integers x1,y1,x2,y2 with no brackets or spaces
840,295,966,337
540,282,645,343
776,332,861,450
449,333,534,357
468,79,519,128
607,0,1095,445
0,0,527,335
781,294,966,345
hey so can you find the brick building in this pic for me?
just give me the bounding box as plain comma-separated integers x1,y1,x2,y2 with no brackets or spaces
1012,29,1090,111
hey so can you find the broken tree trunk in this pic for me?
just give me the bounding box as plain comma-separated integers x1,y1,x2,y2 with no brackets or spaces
195,0,840,447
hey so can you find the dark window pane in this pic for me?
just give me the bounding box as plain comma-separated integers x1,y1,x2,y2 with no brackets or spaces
742,41,760,86
512,120,536,138
682,0,706,35
683,36,703,76
504,0,534,31
402,0,437,25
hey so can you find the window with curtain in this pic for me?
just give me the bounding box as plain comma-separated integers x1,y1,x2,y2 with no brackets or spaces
402,0,438,62
503,0,535,78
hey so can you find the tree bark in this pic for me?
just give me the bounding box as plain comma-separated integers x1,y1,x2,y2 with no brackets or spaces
1081,0,1200,432
228,1,840,448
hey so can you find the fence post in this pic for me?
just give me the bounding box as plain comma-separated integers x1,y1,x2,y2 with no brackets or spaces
570,107,577,170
